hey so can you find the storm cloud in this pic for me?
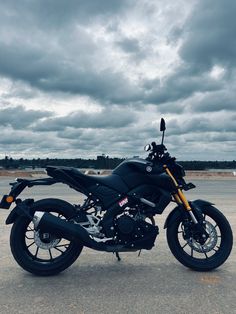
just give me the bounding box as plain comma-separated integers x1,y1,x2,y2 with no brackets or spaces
0,105,52,129
33,107,138,131
0,0,235,160
180,0,236,71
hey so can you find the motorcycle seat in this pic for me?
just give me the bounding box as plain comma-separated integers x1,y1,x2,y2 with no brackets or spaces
46,166,128,193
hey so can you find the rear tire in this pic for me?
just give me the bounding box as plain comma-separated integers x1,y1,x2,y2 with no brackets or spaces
10,199,83,276
167,205,233,271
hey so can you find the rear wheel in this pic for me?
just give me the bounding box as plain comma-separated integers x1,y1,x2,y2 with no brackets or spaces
167,205,233,271
10,199,83,276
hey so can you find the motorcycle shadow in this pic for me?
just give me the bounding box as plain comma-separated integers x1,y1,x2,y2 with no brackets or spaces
16,258,234,300
68,260,222,281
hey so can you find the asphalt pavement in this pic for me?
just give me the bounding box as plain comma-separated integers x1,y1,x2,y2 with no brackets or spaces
0,177,235,314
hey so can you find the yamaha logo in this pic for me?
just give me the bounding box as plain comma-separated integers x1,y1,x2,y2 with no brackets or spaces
146,166,152,172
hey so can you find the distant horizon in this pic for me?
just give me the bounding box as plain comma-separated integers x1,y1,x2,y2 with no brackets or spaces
1,155,236,162
1,156,236,171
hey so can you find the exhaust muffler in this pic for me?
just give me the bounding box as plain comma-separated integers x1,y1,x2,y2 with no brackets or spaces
33,211,106,251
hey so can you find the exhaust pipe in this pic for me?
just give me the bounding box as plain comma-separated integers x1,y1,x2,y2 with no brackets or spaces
33,212,142,253
33,211,106,251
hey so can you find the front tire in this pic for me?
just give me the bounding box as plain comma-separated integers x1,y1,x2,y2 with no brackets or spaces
167,205,233,271
10,199,83,276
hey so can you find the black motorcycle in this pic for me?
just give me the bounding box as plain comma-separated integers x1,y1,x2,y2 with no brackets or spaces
0,119,233,276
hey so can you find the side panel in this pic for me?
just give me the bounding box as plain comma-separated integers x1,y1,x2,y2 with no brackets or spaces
122,172,176,192
88,185,122,208
128,184,171,214
128,184,162,200
91,174,129,193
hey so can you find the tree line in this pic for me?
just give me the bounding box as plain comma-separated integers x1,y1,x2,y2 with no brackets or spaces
0,155,124,170
1,155,236,170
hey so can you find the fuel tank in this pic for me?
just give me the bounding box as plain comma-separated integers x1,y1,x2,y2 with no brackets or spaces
113,158,160,176
113,158,175,192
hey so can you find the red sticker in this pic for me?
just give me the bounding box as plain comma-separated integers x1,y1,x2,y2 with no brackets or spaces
119,197,128,207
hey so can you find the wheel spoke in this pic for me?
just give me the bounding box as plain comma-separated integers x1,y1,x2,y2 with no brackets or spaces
54,247,64,253
55,244,70,249
27,241,35,249
181,242,188,249
34,247,39,259
203,251,208,259
25,235,34,240
48,249,53,260
191,246,193,257
27,226,34,231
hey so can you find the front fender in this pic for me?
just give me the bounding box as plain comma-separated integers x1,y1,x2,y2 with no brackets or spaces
164,205,182,229
191,199,214,209
164,199,214,229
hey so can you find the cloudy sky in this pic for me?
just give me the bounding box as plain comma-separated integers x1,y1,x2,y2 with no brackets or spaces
0,0,235,160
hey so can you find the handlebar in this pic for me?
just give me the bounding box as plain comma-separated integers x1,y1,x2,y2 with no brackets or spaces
151,142,166,155
146,142,167,161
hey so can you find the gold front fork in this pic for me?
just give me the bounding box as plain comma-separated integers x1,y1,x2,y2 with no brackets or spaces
163,165,198,224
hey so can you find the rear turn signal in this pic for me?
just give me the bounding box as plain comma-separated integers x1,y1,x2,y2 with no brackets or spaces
6,196,14,203
0,195,14,209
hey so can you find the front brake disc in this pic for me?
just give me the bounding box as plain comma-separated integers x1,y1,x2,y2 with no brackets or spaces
187,221,218,253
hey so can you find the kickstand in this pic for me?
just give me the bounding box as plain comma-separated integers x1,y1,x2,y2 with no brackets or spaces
115,252,121,261
138,250,142,257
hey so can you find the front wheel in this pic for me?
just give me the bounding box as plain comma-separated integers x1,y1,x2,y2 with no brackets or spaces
167,205,233,271
10,199,83,276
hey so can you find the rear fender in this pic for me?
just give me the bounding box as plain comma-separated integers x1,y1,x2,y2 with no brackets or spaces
6,199,34,225
6,208,18,225
6,198,77,225
164,199,214,229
